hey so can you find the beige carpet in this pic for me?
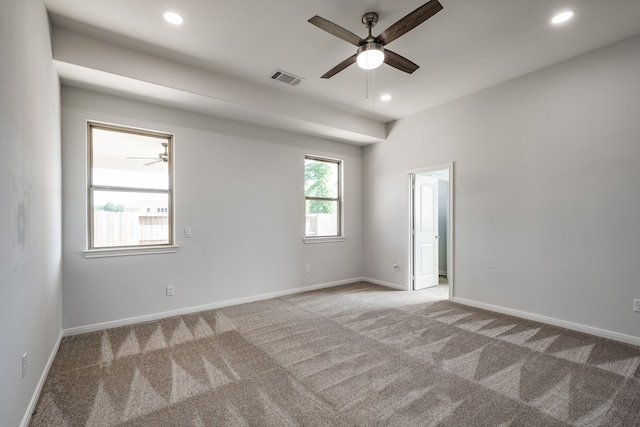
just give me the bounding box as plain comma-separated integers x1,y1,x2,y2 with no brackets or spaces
30,282,640,426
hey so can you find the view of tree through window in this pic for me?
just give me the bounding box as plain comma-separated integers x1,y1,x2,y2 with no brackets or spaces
304,156,341,237
89,123,173,249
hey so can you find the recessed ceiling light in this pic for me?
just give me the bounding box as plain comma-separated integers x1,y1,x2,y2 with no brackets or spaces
551,10,574,24
380,94,392,101
163,11,184,25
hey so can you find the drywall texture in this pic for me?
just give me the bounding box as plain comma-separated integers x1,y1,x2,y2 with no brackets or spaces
0,0,62,425
364,34,640,340
61,87,363,329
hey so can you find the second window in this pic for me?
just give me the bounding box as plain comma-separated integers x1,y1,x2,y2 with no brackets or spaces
304,155,342,238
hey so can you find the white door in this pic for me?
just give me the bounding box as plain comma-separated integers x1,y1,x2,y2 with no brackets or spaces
414,174,439,290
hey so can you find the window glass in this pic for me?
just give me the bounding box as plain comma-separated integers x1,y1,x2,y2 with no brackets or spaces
304,156,341,238
305,158,338,199
89,123,173,249
91,191,170,247
92,128,169,190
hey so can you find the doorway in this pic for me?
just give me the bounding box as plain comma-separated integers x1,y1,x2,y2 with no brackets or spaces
407,163,453,299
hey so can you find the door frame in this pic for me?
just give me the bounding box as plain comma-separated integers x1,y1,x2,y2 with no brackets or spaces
406,162,454,298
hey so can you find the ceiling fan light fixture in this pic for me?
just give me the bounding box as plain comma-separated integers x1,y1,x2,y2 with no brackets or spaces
357,42,385,70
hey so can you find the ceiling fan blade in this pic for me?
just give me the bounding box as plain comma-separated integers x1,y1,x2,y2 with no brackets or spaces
383,49,419,74
309,15,364,47
321,55,357,79
376,0,443,46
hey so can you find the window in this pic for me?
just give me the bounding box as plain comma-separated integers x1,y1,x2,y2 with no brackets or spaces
88,122,173,249
304,155,342,238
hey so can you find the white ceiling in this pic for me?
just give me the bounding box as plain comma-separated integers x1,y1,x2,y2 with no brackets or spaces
45,0,640,143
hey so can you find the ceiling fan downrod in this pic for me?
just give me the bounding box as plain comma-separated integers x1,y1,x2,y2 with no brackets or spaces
362,12,378,40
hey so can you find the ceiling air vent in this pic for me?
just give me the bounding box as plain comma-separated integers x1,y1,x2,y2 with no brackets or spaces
270,70,304,87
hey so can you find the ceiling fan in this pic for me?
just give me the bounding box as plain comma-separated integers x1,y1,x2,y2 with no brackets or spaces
127,142,168,166
308,0,443,78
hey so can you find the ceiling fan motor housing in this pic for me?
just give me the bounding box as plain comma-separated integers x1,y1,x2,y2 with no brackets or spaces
362,12,379,29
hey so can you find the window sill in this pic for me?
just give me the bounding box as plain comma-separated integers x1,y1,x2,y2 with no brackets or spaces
83,245,179,259
303,236,345,244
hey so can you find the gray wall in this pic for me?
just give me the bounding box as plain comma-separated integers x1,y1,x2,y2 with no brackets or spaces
61,87,363,329
0,0,62,425
363,34,640,340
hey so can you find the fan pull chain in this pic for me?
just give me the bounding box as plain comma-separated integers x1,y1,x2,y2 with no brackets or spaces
365,70,369,100
364,70,376,110
372,69,375,110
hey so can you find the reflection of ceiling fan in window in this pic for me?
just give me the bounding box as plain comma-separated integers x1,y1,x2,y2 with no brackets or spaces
127,142,168,166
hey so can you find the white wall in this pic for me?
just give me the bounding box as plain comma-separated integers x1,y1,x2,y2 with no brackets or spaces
0,1,62,425
61,87,363,330
363,34,640,341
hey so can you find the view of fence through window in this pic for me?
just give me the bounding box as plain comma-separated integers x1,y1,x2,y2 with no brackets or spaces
304,156,341,237
89,124,172,248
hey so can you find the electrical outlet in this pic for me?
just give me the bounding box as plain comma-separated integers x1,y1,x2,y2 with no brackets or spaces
305,265,311,273
22,353,27,378
634,299,640,313
166,285,175,296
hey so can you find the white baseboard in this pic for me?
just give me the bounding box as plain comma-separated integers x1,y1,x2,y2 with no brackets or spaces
21,331,63,427
62,278,363,337
452,297,640,347
362,277,406,291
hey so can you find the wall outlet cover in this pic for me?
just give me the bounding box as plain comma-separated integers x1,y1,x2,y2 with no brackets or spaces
634,299,640,313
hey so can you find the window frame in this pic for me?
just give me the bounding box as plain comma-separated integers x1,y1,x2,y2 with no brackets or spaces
303,155,344,243
86,121,175,254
